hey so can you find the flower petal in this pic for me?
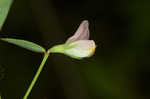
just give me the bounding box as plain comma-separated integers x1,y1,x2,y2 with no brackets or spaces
66,20,89,44
64,40,96,59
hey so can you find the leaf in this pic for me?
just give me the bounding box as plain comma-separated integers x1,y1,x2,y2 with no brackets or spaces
0,0,13,30
0,38,46,53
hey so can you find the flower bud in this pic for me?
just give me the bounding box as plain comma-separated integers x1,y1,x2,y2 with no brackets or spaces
49,20,96,59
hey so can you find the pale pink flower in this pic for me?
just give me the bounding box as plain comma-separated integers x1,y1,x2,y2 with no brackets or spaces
49,20,96,59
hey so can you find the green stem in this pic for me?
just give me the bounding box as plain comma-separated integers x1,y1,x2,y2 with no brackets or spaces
23,52,49,99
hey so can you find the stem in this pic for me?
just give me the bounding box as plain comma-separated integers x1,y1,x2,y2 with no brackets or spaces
23,52,49,99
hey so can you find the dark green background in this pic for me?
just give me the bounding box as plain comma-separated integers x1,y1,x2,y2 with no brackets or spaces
0,0,150,99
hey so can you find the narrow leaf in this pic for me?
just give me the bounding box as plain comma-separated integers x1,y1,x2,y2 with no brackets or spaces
0,38,46,53
0,0,13,30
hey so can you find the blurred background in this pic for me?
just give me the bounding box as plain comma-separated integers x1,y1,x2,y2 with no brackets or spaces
0,0,150,99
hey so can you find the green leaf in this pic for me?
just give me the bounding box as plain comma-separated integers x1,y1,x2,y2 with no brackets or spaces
0,0,13,30
0,38,46,53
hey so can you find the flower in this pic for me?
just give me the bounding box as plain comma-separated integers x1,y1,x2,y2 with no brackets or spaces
49,20,96,59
